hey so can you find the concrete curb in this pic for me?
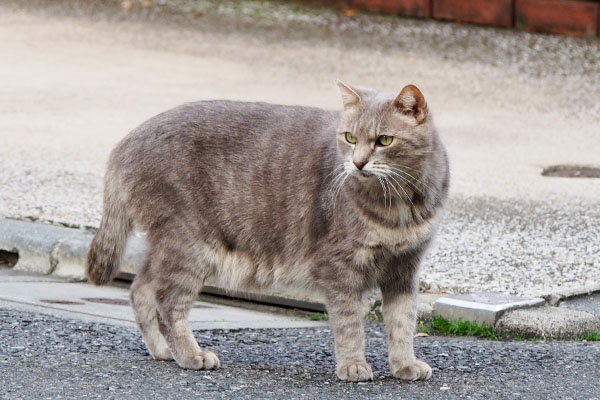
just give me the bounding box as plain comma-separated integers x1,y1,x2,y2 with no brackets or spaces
496,307,600,340
0,219,92,276
433,292,600,340
433,293,545,326
1,218,599,339
542,284,600,306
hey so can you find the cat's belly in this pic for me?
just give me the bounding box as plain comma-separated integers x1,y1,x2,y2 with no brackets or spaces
202,244,315,291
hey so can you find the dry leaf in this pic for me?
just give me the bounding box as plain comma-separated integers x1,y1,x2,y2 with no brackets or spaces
121,1,133,9
342,9,357,17
140,0,153,7
414,332,429,338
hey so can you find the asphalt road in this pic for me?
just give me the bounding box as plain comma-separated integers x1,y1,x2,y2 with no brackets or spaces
1,309,599,399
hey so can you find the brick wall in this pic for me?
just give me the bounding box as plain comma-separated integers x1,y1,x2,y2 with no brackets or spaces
327,0,600,37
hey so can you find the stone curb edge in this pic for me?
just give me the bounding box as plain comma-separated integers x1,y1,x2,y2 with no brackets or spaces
1,218,599,339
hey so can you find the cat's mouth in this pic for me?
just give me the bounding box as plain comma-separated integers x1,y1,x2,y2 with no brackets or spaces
356,170,374,179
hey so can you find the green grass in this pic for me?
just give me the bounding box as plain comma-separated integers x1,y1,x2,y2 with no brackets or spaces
581,332,600,341
431,316,502,340
417,320,430,335
306,312,328,321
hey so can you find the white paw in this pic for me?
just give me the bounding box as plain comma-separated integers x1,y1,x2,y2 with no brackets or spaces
150,345,173,361
177,350,221,370
336,361,374,382
391,358,432,381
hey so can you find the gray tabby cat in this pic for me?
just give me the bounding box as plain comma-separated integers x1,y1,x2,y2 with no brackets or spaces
87,82,449,382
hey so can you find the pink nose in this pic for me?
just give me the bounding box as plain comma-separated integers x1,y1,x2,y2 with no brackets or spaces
353,161,365,170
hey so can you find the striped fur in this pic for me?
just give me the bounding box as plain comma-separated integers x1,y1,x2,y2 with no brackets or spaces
86,82,449,381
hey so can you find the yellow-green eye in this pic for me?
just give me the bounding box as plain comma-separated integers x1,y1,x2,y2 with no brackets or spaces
345,132,357,144
377,135,393,146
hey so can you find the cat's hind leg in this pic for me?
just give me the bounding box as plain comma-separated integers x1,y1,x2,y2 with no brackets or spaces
151,241,220,370
130,259,173,361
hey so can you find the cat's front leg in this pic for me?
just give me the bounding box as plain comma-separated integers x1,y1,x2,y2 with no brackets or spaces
325,291,373,382
381,285,432,381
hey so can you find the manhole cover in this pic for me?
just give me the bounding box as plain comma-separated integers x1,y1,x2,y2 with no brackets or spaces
40,299,85,305
542,165,600,178
82,297,130,306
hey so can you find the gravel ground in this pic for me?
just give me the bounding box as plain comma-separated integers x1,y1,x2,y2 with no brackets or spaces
421,196,600,296
1,0,599,296
1,308,599,399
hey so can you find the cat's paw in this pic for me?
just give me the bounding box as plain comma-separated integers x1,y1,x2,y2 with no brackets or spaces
177,350,221,370
336,361,374,382
150,345,173,361
391,359,432,381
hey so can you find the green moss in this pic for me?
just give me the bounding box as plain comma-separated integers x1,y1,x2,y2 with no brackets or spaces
431,316,502,340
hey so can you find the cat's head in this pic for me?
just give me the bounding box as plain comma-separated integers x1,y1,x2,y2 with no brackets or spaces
334,81,433,196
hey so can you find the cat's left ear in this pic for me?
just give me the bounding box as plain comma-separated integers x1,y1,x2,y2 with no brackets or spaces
394,85,428,124
336,80,361,110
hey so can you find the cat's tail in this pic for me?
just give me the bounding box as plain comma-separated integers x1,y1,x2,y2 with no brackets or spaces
86,181,132,285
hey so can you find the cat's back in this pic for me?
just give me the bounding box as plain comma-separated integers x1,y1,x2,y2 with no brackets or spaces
112,100,339,167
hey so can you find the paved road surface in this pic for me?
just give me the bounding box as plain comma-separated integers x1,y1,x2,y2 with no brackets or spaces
2,308,599,399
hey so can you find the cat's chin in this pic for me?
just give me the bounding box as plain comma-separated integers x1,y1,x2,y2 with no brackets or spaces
355,171,374,180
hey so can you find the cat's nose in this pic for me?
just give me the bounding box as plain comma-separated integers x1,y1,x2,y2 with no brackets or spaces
353,161,366,170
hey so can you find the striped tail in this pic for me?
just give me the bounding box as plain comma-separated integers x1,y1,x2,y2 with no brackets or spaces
86,188,131,285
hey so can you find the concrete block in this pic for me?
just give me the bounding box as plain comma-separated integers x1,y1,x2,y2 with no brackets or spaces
496,307,600,340
434,292,544,326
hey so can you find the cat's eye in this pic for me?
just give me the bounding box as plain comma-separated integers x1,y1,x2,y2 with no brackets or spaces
345,132,357,144
377,135,393,146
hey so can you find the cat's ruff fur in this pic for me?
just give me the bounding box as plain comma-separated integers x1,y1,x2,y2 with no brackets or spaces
87,82,449,382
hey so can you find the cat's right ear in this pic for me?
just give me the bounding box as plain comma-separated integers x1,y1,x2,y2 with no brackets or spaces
394,85,428,124
336,80,361,110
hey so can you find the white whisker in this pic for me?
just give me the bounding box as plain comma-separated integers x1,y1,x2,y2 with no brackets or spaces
383,173,420,218
375,176,388,209
386,170,421,193
328,168,350,207
388,166,435,193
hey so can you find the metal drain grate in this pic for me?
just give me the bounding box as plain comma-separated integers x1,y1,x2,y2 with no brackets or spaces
542,165,600,178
